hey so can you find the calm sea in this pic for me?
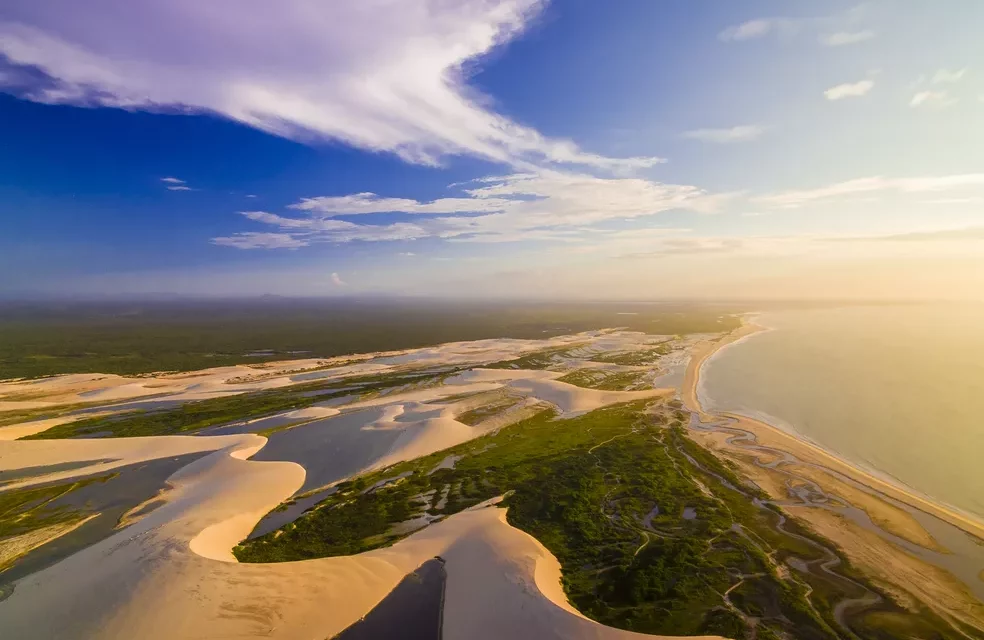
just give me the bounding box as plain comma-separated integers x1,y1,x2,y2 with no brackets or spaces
699,304,984,522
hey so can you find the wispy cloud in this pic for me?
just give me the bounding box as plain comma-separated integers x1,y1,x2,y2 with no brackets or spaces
819,30,874,46
212,170,727,249
824,80,873,100
910,90,956,109
823,227,984,243
161,176,196,191
720,6,873,45
211,232,310,250
719,18,801,42
756,174,984,209
932,68,968,84
0,1,658,171
683,125,765,144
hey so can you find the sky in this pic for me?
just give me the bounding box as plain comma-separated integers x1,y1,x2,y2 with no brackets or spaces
1,0,983,300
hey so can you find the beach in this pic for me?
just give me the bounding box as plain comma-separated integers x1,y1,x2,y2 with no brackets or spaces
683,320,984,631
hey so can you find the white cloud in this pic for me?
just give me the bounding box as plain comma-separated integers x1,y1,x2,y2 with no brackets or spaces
0,1,658,171
211,232,310,249
719,18,800,42
932,68,968,84
245,194,257,198
166,185,193,191
212,170,726,248
824,80,873,100
819,30,874,46
160,177,185,184
398,252,416,256
330,272,346,286
755,174,984,209
683,125,765,144
910,90,956,108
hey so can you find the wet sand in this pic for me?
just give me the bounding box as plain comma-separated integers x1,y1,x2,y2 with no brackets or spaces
683,322,984,631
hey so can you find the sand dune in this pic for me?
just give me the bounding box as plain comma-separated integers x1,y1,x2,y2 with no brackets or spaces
279,405,341,421
505,377,671,415
0,332,724,639
0,434,721,639
0,433,266,490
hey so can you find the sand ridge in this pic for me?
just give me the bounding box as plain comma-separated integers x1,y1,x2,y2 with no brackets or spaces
0,430,723,640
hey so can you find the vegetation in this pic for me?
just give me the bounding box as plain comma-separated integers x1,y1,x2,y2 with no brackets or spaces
0,300,743,379
484,344,585,370
556,369,650,390
235,401,950,638
588,342,671,366
21,369,449,440
0,475,111,541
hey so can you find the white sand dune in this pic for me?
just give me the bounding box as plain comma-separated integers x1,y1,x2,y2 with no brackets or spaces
504,377,671,415
0,433,266,490
0,400,55,411
0,333,723,639
0,435,721,640
279,405,341,421
0,414,97,441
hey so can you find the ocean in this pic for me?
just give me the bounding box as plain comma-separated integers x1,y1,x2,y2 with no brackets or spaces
699,304,984,523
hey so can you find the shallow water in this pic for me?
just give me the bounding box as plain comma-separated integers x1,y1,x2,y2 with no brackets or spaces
1,453,206,587
700,304,984,522
251,408,404,493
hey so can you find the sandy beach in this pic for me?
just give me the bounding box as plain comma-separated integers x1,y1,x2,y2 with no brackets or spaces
683,321,984,631
684,322,984,542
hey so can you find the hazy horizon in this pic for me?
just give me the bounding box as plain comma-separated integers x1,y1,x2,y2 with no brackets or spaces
2,1,983,300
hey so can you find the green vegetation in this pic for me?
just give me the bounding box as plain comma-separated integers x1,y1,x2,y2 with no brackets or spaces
235,401,947,639
0,474,113,572
0,300,744,379
21,369,448,440
455,396,524,426
588,342,671,366
484,344,584,370
556,369,650,390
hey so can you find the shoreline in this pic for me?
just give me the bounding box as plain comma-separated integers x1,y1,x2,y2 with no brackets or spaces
683,321,984,544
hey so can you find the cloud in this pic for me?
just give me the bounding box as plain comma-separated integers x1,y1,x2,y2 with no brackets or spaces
682,125,765,144
824,80,873,100
823,227,984,243
618,237,745,259
245,194,257,198
910,90,956,108
719,18,800,42
755,174,984,209
330,272,346,286
397,252,416,256
212,170,726,248
211,232,310,249
819,30,874,46
160,177,185,184
166,185,193,191
932,68,968,84
0,1,658,171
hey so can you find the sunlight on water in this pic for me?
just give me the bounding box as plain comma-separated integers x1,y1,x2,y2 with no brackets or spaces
701,304,984,521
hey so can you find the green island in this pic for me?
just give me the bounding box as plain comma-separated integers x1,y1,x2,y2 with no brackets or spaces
234,401,961,639
556,368,651,390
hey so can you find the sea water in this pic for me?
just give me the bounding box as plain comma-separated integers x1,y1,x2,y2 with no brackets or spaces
700,304,984,522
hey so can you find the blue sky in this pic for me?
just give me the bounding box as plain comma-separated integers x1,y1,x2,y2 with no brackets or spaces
1,1,983,299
